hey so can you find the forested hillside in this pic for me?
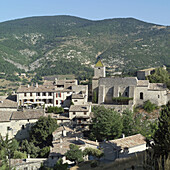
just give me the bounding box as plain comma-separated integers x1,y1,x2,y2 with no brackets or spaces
0,15,169,77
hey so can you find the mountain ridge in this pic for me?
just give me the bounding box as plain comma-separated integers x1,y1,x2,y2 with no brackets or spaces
0,15,169,77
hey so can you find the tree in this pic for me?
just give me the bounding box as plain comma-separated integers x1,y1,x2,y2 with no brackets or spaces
147,67,170,89
89,106,123,141
20,140,40,158
152,102,170,157
53,158,68,170
122,109,135,136
47,106,64,114
83,147,104,160
0,134,19,169
65,144,83,164
29,116,58,148
144,102,170,170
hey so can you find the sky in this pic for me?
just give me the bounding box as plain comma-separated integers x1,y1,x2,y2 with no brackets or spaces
0,0,170,25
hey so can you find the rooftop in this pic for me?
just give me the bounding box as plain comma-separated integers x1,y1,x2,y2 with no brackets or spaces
0,111,12,122
95,60,104,67
0,96,17,108
139,68,155,72
11,109,44,120
109,134,146,149
69,105,90,112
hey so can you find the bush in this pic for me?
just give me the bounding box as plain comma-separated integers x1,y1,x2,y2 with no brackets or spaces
143,100,158,113
13,151,27,159
90,160,98,168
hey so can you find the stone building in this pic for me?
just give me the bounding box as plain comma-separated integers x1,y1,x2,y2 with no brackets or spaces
92,60,169,111
0,109,44,139
16,79,88,109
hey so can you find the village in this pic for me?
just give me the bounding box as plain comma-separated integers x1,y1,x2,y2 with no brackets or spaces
0,60,170,169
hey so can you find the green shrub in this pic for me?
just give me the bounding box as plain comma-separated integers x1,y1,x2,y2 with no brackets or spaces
143,100,158,113
90,160,98,168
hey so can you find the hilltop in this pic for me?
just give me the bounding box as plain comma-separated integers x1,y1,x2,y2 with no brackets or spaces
0,15,169,77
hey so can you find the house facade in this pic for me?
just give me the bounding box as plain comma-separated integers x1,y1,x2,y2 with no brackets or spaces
16,79,88,109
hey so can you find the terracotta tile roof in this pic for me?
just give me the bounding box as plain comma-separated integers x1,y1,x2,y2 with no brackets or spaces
0,111,12,122
11,109,44,120
109,134,146,149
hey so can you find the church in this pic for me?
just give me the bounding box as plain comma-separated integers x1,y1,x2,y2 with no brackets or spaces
92,60,170,111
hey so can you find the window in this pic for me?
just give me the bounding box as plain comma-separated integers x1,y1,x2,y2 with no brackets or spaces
158,95,160,98
22,125,25,130
84,112,87,115
24,93,27,97
42,92,46,96
140,92,143,100
43,99,46,104
30,99,33,102
48,92,52,96
125,92,128,97
74,100,78,102
56,100,58,105
49,99,52,104
73,112,76,115
36,92,40,96
30,92,32,97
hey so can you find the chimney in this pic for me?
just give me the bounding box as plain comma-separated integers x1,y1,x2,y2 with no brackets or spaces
27,84,30,88
122,134,125,138
96,140,98,145
62,130,67,137
60,138,63,143
36,83,38,88
75,136,78,141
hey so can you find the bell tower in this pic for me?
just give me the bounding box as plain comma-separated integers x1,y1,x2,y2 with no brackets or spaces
92,60,105,103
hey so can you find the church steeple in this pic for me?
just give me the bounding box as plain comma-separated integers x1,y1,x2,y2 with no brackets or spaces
95,60,104,67
94,60,105,78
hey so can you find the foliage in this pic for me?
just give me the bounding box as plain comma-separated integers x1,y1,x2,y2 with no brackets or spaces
152,102,170,157
92,91,97,103
39,146,50,158
47,106,64,114
147,67,170,89
13,151,27,159
90,160,98,168
89,106,123,141
65,144,83,164
53,158,68,170
122,109,135,136
0,134,22,169
112,97,133,102
0,16,169,77
83,147,104,160
144,102,170,170
20,140,40,158
143,100,158,113
29,116,58,148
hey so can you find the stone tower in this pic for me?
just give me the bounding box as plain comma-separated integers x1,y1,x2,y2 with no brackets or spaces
92,60,105,103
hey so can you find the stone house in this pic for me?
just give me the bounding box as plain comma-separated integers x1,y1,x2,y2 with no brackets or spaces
92,60,169,111
100,134,146,161
69,104,92,129
0,109,44,139
16,79,88,109
48,126,98,167
0,95,18,111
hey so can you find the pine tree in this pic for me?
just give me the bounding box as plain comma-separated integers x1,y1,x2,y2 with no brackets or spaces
153,102,170,158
